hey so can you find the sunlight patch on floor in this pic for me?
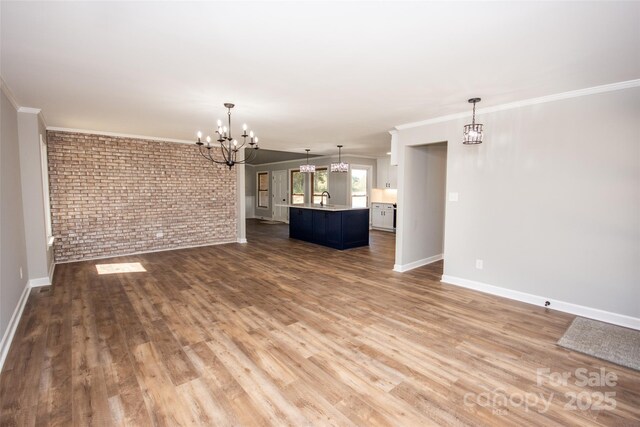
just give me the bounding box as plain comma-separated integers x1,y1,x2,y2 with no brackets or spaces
96,262,146,275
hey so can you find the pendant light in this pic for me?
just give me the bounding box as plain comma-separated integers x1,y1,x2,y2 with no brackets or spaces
300,149,315,173
463,98,483,145
330,145,349,173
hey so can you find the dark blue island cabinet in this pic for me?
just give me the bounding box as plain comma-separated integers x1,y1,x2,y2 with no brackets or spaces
289,207,369,250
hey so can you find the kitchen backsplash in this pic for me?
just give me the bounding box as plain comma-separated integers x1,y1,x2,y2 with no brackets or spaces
371,188,397,204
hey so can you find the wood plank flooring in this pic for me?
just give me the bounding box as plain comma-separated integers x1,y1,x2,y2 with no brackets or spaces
1,219,639,426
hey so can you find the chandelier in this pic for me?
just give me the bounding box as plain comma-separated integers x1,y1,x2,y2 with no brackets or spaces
330,145,349,173
300,149,315,173
196,103,259,168
463,97,483,145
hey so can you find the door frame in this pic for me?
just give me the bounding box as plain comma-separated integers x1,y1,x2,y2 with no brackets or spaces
348,164,373,208
272,169,288,223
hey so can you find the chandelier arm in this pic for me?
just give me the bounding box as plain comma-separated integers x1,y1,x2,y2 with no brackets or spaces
219,141,231,164
231,146,256,165
244,147,258,163
199,145,226,165
236,136,248,151
198,145,213,161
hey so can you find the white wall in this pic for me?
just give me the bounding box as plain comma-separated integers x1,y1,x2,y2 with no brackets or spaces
1,86,30,365
396,85,640,325
395,143,446,271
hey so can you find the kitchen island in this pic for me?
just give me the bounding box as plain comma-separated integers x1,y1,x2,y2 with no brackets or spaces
286,204,369,250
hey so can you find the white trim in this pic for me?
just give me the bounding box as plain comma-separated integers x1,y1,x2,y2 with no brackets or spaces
46,127,195,145
396,79,640,130
393,254,443,273
40,134,54,243
0,282,30,371
256,171,270,209
441,275,640,331
236,163,246,243
349,163,373,209
48,262,56,283
53,239,239,264
28,276,51,288
16,105,48,128
237,238,248,244
0,77,20,110
17,106,41,114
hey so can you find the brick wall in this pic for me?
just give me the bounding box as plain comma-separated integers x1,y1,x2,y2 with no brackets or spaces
47,131,237,262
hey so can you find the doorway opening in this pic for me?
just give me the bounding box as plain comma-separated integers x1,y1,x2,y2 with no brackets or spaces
394,142,447,274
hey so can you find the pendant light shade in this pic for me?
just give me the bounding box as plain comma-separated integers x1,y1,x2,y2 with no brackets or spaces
300,149,316,173
463,98,483,145
330,145,349,173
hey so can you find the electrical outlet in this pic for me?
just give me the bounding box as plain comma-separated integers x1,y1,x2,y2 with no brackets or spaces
449,192,459,202
19,267,23,279
475,259,484,270
156,232,164,238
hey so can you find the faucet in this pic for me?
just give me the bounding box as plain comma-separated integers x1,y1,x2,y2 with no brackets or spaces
320,191,331,206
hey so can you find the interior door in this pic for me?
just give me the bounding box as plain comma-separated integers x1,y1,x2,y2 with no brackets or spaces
272,170,288,222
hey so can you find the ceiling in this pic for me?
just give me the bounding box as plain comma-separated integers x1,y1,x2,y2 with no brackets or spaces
2,2,639,156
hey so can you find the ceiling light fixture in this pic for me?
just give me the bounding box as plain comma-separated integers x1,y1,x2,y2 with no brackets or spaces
330,145,349,173
463,97,483,145
300,149,316,173
196,103,259,168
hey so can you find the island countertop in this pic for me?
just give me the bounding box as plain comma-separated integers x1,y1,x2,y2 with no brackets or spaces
276,203,369,212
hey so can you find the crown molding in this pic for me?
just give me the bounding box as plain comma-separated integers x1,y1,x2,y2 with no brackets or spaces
17,107,41,114
0,77,20,110
396,79,640,131
45,127,195,145
2,76,48,126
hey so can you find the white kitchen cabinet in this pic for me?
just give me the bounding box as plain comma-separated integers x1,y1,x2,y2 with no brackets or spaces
371,203,395,231
376,158,397,189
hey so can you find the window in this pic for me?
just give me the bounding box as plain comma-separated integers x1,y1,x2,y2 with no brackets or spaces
257,172,269,208
311,168,328,204
351,168,368,207
290,170,304,204
40,134,53,245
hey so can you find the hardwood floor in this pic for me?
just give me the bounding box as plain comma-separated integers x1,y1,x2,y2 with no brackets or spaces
1,219,639,426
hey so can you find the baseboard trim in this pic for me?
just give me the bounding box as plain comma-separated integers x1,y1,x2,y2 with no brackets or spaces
237,238,248,244
393,254,443,273
0,282,30,371
441,275,640,331
28,276,51,288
